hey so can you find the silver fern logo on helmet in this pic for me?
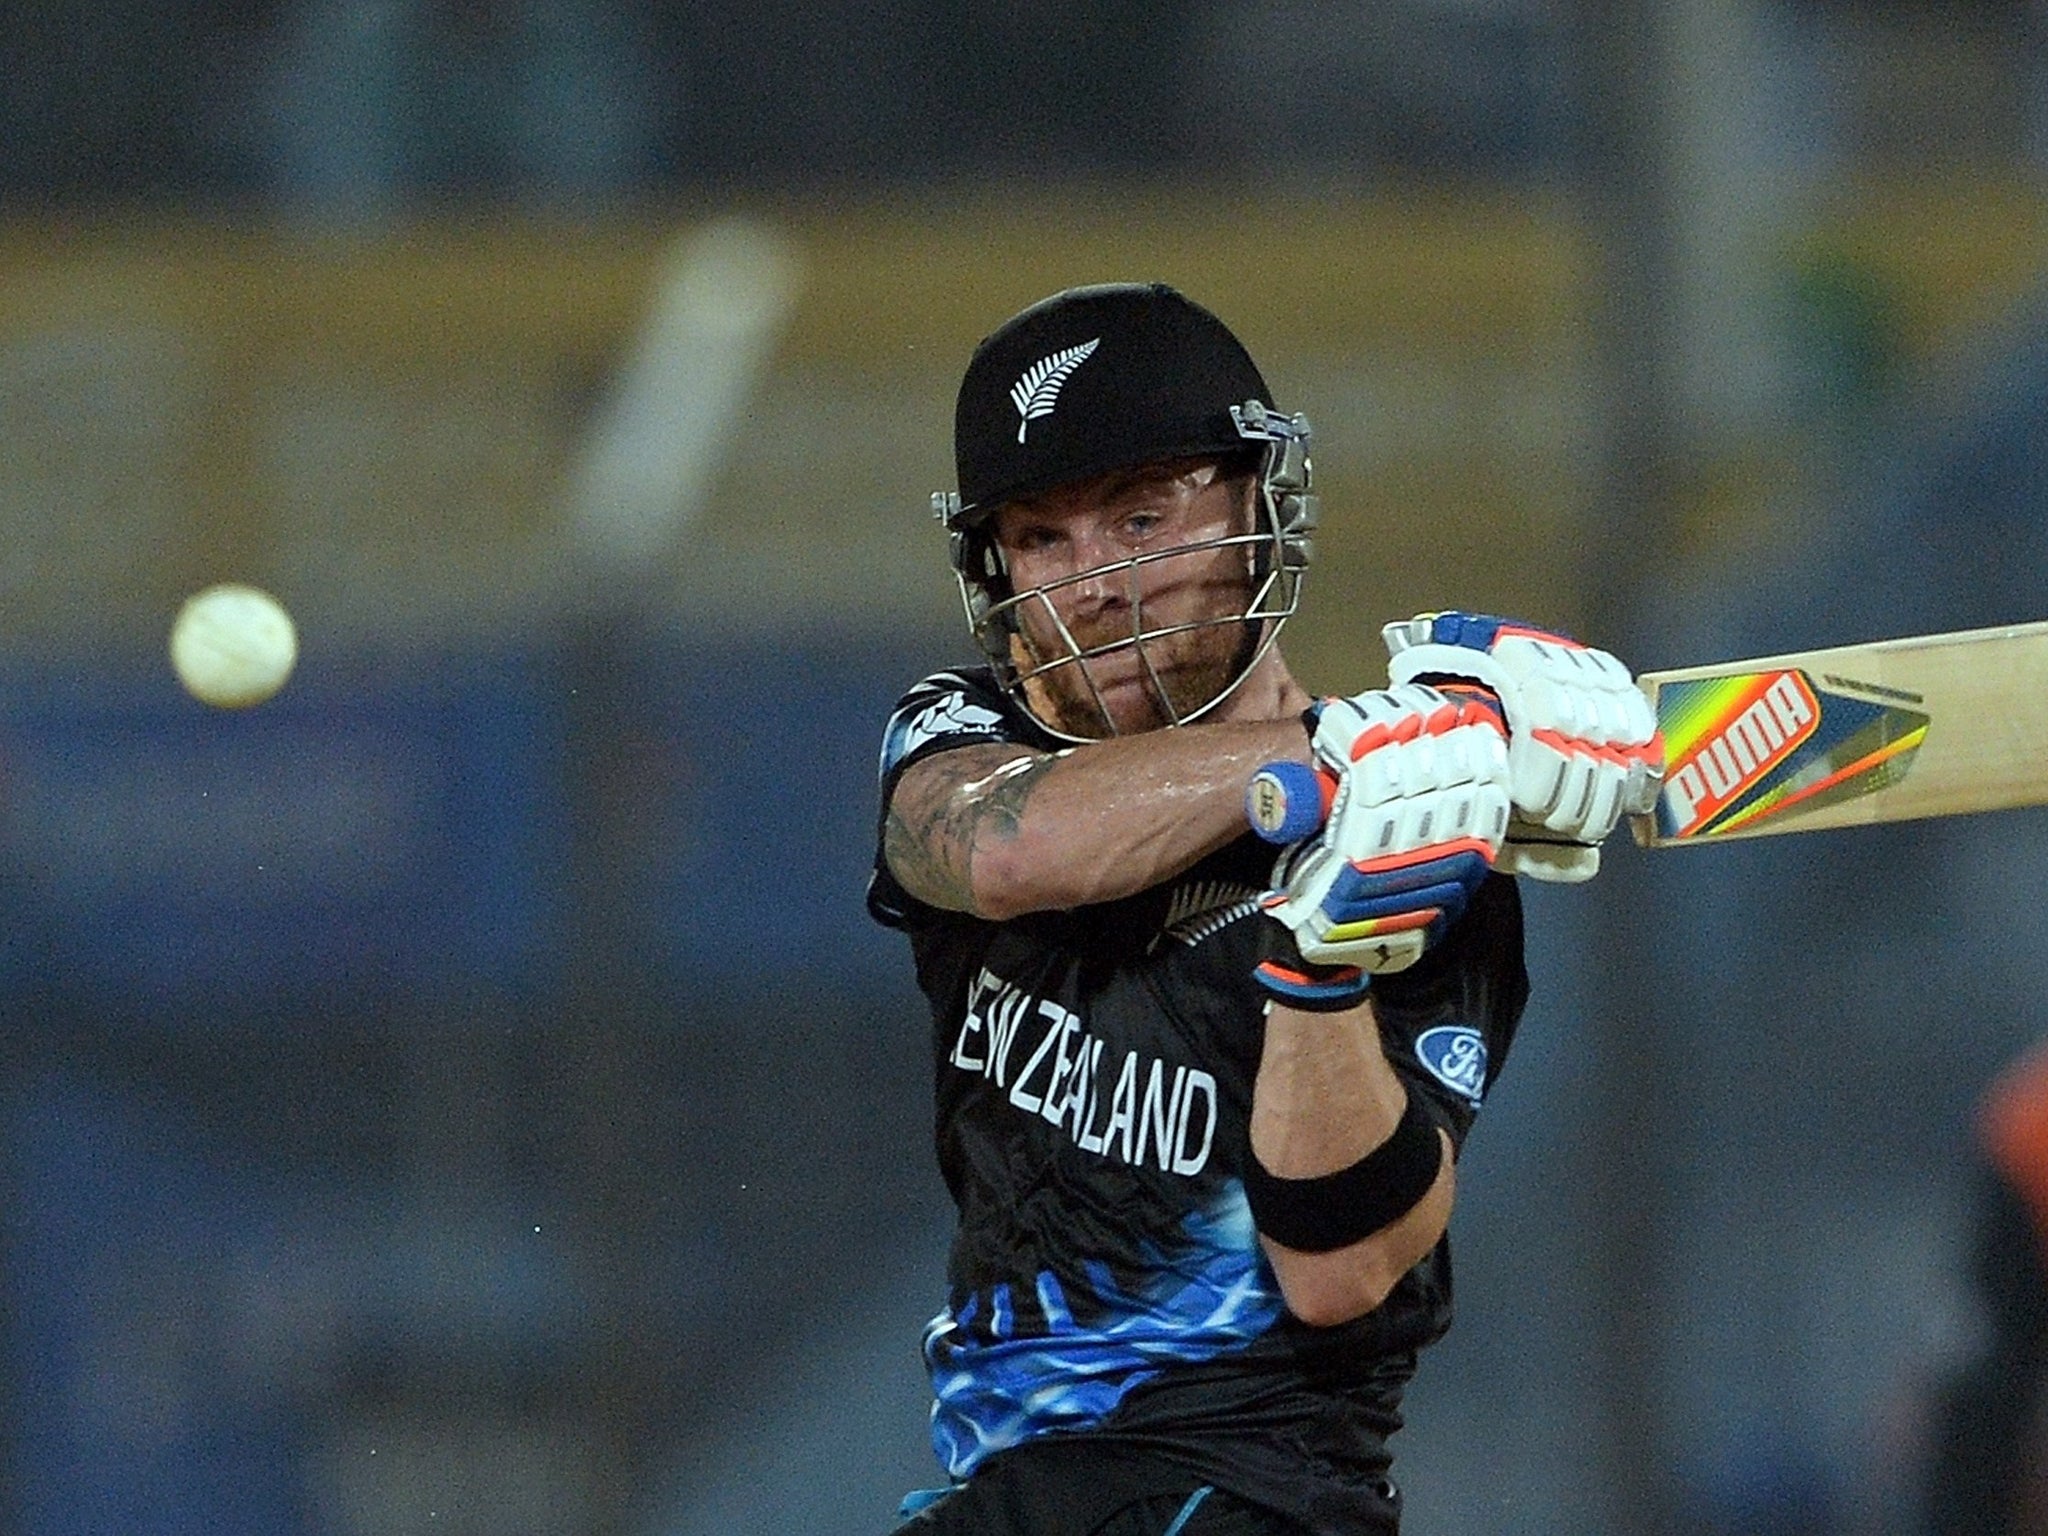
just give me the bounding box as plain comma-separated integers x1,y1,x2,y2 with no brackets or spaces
1009,338,1099,442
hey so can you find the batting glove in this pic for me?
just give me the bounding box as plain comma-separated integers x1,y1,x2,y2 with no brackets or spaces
1383,610,1663,883
1252,684,1511,1011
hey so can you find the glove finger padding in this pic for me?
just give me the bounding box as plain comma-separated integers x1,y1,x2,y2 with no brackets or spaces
1496,823,1603,883
1256,684,1511,996
1383,611,1663,853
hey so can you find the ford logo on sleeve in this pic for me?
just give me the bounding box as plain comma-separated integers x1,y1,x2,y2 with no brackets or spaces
1415,1025,1487,1104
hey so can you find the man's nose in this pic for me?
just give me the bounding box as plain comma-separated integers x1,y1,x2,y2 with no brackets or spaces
1060,535,1129,613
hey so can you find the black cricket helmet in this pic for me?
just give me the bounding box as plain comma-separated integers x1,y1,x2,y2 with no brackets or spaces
931,282,1317,741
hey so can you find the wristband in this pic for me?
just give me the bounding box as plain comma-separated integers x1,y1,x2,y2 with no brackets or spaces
1242,1089,1443,1253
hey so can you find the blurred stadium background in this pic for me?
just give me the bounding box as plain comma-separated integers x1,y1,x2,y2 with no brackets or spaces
3,3,2047,1533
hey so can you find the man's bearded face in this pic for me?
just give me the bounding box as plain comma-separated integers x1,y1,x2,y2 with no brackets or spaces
990,457,1260,739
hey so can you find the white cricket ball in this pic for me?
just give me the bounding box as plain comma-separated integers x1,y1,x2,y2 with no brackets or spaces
169,582,299,709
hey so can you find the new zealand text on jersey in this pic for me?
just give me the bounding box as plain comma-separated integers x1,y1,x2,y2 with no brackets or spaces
950,968,1217,1176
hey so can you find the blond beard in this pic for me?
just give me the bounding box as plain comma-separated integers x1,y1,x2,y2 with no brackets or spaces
1015,612,1256,738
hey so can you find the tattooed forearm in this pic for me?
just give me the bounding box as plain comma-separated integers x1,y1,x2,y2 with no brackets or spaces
884,749,1062,914
884,797,977,913
884,714,1315,917
963,753,1062,842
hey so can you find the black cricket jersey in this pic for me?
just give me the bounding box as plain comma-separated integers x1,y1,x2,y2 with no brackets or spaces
868,667,1530,1534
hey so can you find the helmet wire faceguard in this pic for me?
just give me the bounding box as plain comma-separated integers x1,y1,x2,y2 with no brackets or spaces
932,401,1317,743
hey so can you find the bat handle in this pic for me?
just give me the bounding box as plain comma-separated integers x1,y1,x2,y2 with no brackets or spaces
1245,760,1334,845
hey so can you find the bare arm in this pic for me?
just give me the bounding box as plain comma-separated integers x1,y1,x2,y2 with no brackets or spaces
1249,998,1454,1327
882,717,1313,919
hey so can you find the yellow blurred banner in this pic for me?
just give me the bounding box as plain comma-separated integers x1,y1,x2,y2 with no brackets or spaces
0,184,2040,670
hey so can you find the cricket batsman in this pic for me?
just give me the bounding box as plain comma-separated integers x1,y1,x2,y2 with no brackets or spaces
867,283,1662,1534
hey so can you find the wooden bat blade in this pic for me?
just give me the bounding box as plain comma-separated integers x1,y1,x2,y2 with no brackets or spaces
1630,619,2048,847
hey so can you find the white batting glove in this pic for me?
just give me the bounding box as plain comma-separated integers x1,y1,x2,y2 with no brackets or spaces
1383,611,1663,883
1253,683,1512,1005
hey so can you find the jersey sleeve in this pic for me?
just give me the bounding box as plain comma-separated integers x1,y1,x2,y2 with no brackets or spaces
866,669,1032,930
1367,872,1528,1152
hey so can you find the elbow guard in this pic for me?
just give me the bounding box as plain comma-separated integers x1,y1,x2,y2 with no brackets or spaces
1243,1090,1444,1253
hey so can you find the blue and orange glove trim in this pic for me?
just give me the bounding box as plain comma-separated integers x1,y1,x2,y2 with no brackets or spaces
1253,923,1370,1013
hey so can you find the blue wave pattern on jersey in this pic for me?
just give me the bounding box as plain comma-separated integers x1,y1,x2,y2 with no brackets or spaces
923,1186,1284,1477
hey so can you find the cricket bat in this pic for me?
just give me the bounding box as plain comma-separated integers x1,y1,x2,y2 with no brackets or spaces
1633,618,2048,846
1245,619,2048,858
